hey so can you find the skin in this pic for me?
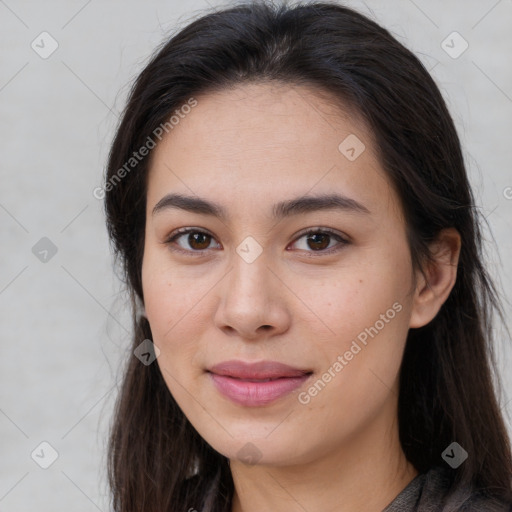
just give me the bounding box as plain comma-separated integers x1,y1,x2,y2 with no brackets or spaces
141,82,461,512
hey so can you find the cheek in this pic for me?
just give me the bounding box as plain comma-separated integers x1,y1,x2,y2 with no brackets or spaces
142,242,206,326
294,247,412,395
141,251,205,373
294,253,411,346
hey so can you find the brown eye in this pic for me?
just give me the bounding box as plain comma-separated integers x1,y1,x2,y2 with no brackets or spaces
290,229,349,255
187,232,212,250
165,228,221,254
306,232,330,251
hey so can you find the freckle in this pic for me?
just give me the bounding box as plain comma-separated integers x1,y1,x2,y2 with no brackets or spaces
359,279,363,284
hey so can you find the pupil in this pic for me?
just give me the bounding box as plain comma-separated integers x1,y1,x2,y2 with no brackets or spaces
308,233,329,250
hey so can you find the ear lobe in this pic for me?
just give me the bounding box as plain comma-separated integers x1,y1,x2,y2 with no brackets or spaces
409,228,461,328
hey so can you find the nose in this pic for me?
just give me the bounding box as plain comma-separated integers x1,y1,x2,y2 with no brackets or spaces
213,253,291,340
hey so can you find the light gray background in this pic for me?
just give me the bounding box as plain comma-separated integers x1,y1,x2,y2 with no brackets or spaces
1,0,511,510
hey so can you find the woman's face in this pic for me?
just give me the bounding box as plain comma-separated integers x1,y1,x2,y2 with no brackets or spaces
142,82,417,466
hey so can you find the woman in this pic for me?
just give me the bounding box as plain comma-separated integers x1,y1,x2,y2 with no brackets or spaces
104,2,512,510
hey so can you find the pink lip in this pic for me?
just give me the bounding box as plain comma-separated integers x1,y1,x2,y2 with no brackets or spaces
208,360,312,407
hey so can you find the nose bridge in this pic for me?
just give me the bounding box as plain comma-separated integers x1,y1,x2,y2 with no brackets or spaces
227,245,274,304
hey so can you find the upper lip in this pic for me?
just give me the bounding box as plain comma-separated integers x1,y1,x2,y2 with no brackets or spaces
208,360,312,380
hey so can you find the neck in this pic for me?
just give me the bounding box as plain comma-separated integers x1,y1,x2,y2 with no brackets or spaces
230,406,418,512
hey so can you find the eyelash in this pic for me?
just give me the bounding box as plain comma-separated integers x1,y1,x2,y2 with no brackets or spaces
163,227,350,257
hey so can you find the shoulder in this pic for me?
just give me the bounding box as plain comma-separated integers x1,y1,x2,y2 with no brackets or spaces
384,465,512,511
418,465,511,512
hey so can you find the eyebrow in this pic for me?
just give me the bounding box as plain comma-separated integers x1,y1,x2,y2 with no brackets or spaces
152,192,371,219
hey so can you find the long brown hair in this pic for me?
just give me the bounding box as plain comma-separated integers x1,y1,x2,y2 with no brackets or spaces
104,2,512,510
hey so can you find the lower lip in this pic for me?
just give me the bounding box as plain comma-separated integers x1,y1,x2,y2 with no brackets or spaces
209,373,311,407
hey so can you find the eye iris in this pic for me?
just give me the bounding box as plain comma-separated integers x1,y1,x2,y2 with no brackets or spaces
189,232,211,250
307,233,330,250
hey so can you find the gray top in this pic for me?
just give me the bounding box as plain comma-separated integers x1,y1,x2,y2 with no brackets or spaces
192,464,512,511
382,466,511,511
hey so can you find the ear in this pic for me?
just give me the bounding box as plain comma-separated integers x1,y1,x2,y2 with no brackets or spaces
409,228,461,328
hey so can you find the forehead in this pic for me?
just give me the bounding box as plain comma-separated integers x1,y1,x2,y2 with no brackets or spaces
151,81,371,166
146,82,399,221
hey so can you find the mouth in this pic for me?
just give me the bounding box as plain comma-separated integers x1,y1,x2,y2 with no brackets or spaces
207,360,313,407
